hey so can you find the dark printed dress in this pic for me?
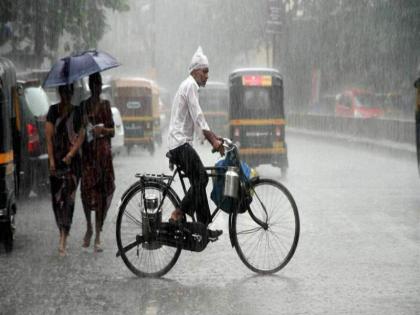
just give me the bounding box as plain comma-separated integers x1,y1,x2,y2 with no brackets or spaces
80,99,115,231
47,104,82,234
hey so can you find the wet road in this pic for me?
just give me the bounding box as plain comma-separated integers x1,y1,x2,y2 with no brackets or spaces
1,133,419,314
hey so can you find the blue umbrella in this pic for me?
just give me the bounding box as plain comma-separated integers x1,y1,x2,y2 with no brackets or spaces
43,50,120,88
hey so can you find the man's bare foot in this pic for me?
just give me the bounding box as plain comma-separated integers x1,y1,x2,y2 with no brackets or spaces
170,208,184,222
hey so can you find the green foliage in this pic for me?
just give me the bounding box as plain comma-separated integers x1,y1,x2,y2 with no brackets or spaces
0,0,129,66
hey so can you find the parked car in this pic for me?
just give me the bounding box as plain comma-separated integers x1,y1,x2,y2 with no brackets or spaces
335,89,384,118
17,69,59,105
111,106,125,156
16,80,50,197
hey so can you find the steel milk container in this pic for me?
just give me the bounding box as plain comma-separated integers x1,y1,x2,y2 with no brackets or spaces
224,166,239,198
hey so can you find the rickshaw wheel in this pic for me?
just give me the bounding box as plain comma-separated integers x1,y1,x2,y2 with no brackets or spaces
2,222,13,253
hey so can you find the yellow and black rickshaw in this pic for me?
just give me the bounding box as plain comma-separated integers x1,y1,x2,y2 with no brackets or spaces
199,81,229,138
0,57,19,252
111,77,156,155
228,68,288,176
415,75,420,175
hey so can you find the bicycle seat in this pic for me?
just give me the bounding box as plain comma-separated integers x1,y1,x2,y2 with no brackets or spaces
166,152,175,171
165,151,173,161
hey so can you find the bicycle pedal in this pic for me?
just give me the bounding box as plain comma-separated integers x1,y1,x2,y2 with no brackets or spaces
208,229,223,241
208,237,219,242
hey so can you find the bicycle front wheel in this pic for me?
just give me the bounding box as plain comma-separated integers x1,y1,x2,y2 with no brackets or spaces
233,178,300,274
116,181,182,277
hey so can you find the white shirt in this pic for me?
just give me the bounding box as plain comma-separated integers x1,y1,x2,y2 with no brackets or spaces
168,75,210,150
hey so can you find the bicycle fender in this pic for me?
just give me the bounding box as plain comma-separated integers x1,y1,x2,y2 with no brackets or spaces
228,213,235,248
119,180,141,205
249,176,260,185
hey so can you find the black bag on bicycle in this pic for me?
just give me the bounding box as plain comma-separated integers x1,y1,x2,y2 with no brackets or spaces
158,222,209,252
180,222,209,252
210,155,253,214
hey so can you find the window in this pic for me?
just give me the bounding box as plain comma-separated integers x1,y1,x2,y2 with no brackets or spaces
355,94,377,109
24,87,49,116
340,95,352,108
243,88,271,110
126,100,141,109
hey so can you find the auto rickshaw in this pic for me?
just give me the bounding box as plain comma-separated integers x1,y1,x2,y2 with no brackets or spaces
151,81,162,146
199,81,229,138
228,68,288,176
0,57,19,252
111,77,156,155
415,76,420,175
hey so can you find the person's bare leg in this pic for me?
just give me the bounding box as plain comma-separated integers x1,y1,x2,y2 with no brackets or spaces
63,231,68,254
82,210,93,248
94,211,103,252
59,229,66,256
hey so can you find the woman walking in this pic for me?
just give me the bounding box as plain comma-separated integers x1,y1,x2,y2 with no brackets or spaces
80,72,115,252
45,84,84,256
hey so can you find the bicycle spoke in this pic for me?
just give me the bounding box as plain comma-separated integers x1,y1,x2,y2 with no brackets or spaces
123,210,142,227
236,226,264,235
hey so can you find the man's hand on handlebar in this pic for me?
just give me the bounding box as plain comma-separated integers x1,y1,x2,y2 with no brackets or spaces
203,129,225,156
212,139,225,156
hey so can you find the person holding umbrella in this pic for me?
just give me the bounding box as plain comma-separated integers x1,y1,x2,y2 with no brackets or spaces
45,83,85,256
44,50,119,255
80,72,115,252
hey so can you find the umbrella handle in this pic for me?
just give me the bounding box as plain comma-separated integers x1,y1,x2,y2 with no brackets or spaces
62,58,70,78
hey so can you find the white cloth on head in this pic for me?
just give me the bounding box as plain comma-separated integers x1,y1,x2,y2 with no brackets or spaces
188,46,209,73
167,75,210,150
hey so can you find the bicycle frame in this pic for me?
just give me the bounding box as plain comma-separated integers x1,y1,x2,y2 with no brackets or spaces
134,141,269,244
137,165,229,223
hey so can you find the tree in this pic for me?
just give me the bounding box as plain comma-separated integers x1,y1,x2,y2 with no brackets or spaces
0,0,129,68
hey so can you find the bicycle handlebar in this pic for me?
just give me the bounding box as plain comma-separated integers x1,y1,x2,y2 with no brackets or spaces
211,138,236,154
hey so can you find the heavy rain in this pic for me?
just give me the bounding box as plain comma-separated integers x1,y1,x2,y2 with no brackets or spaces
0,1,419,314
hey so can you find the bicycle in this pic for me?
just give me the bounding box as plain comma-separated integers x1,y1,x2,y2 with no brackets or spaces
116,138,300,277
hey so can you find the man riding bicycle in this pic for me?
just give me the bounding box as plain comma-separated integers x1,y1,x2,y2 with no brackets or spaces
167,46,224,239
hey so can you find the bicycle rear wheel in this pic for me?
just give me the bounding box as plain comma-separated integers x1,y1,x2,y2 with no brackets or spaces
116,181,181,277
233,178,300,274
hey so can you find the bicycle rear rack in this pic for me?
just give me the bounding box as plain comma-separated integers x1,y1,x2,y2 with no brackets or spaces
135,173,172,180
